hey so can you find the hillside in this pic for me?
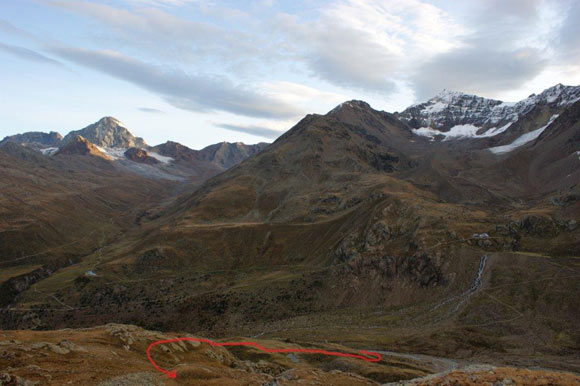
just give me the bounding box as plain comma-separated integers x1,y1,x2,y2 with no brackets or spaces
1,84,579,383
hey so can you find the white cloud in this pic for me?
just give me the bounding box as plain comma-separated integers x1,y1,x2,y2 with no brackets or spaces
213,123,282,139
271,0,464,94
121,0,199,7
49,45,303,119
0,41,64,67
259,81,347,106
5,0,579,141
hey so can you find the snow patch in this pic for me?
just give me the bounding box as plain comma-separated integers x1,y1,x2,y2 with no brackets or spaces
425,101,447,113
40,147,59,156
489,115,559,154
413,122,513,141
96,146,127,160
482,122,513,136
148,151,173,164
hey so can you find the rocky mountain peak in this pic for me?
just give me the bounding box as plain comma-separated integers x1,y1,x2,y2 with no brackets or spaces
62,117,147,148
328,100,372,115
197,141,269,169
397,91,504,132
519,83,580,109
0,131,63,150
397,83,580,136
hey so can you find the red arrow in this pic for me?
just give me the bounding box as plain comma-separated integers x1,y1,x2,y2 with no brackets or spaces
147,337,382,379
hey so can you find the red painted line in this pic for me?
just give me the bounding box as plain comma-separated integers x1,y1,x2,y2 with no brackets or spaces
147,337,382,379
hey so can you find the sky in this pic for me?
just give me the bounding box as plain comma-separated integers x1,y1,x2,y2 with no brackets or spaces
0,0,579,149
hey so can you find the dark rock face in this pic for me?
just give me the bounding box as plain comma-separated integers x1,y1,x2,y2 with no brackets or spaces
62,117,146,148
0,131,62,150
124,147,159,165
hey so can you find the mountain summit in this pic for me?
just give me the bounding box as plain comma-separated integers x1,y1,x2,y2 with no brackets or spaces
395,84,580,140
401,85,580,127
62,117,147,148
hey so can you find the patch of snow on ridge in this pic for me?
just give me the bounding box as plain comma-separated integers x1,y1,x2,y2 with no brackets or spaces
489,114,559,155
426,101,447,113
96,146,127,160
148,151,173,164
413,122,513,141
483,122,513,137
40,147,59,156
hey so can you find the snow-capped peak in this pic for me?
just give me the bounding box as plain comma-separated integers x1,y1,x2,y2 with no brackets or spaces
399,84,580,141
515,84,580,112
431,89,477,104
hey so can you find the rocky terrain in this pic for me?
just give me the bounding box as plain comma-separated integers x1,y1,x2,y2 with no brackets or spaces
1,84,579,385
1,324,578,385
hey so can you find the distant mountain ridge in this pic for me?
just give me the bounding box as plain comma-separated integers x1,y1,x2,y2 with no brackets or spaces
396,83,580,137
1,117,270,181
0,131,62,151
1,83,579,179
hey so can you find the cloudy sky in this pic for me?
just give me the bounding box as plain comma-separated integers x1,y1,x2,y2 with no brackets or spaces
1,0,579,148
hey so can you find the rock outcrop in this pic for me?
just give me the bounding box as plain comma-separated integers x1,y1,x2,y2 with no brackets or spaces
123,147,159,165
54,135,109,159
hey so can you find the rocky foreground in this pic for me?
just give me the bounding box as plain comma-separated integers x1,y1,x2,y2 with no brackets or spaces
0,324,578,385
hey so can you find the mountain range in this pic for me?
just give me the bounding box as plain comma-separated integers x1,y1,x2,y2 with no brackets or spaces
1,83,579,385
